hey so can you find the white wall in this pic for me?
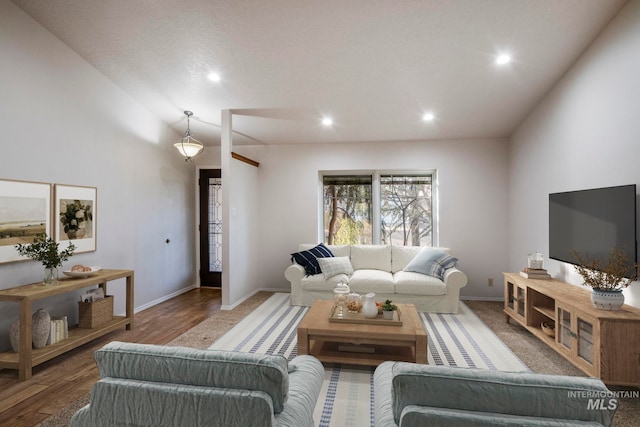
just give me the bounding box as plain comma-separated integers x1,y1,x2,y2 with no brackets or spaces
509,0,640,307
239,138,510,300
217,112,261,308
225,158,260,307
0,1,196,351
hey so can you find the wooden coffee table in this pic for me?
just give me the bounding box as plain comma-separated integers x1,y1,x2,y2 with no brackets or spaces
297,299,428,366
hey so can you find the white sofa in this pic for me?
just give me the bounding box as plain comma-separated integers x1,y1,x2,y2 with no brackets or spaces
285,244,467,313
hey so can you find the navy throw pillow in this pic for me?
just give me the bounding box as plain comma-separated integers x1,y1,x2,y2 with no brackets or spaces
291,243,334,275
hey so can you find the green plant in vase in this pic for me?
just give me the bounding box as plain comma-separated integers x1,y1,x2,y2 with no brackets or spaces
381,299,398,319
15,233,76,285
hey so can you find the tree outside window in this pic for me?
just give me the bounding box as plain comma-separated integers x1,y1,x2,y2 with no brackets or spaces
323,176,372,245
323,173,434,246
380,175,432,246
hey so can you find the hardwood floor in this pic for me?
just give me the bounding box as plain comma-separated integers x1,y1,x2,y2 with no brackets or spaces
0,287,222,427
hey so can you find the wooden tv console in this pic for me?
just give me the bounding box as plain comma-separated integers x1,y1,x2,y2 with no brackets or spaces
0,269,134,380
503,272,640,386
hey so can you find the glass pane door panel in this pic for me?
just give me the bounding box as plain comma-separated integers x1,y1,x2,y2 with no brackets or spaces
578,319,594,364
517,287,525,316
558,307,572,349
208,177,222,272
507,283,515,310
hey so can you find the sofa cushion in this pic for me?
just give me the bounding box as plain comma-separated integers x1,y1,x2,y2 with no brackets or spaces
391,246,422,273
326,245,350,258
350,244,392,271
85,378,276,427
403,247,457,280
394,271,446,296
392,246,452,273
94,342,290,413
291,243,334,276
348,269,395,293
317,256,353,279
301,273,349,291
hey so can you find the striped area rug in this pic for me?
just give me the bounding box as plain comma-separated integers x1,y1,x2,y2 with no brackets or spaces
210,293,527,427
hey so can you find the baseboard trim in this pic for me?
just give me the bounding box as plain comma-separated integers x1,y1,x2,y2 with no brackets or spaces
126,284,198,315
461,296,504,302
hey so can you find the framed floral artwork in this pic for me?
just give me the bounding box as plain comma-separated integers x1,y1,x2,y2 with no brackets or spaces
0,179,52,264
54,184,97,253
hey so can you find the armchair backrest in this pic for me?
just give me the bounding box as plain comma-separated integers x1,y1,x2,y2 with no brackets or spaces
390,362,616,426
94,341,290,413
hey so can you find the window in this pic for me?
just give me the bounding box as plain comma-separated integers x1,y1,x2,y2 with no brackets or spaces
322,172,435,246
380,175,433,246
323,175,372,244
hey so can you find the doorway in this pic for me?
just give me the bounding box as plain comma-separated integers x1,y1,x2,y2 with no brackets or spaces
199,169,222,287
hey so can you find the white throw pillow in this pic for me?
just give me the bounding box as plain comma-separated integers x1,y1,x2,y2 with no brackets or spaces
317,256,354,279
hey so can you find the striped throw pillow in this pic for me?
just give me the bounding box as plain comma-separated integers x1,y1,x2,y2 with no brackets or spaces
403,247,458,281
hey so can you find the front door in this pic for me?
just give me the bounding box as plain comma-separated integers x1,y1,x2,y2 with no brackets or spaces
199,169,222,287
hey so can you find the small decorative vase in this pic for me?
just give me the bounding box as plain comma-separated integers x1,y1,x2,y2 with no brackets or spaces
361,293,379,318
591,289,625,311
9,319,20,352
32,308,51,349
44,267,59,286
383,310,395,320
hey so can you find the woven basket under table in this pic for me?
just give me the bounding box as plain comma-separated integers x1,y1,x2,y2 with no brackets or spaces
78,295,114,328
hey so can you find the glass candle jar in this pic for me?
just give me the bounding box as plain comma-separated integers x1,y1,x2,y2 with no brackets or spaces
333,282,350,318
528,252,544,270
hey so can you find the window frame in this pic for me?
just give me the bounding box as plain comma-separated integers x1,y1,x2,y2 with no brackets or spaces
318,170,438,246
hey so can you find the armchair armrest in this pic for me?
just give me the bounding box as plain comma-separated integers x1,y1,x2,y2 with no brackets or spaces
442,267,467,290
276,355,324,427
285,263,306,283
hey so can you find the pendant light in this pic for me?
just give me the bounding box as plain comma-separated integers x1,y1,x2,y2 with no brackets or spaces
174,110,204,161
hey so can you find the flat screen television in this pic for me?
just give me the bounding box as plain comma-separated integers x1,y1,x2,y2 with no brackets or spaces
549,184,637,277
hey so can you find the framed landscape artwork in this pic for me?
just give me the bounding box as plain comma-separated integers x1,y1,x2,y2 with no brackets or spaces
54,184,97,253
0,179,52,264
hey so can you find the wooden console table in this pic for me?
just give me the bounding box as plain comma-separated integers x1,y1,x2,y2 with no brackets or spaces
0,269,134,380
503,272,640,386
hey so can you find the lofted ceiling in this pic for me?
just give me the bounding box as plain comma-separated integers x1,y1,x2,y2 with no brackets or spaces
12,0,628,147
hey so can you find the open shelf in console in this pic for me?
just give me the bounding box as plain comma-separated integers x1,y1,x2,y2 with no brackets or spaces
529,288,555,322
528,287,556,342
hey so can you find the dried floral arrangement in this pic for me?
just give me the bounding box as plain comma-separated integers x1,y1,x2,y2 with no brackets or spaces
572,247,638,291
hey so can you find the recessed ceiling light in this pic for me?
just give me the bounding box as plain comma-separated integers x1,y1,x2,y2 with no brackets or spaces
495,54,511,65
422,112,435,122
322,117,333,126
207,72,221,82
